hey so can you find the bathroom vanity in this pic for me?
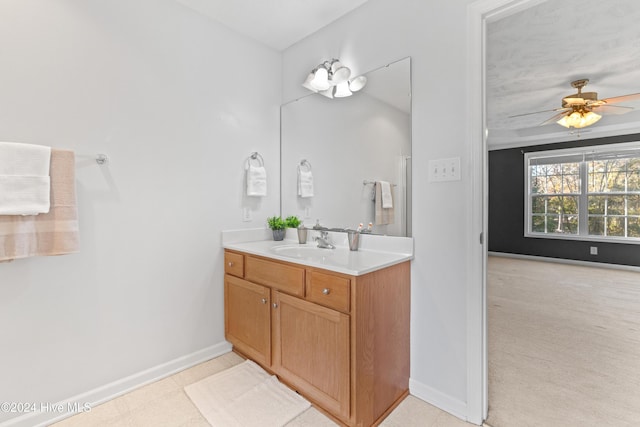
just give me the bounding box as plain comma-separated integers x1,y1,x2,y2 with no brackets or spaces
223,234,412,426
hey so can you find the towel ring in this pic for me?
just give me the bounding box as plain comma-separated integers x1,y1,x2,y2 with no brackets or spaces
299,159,312,172
246,152,264,170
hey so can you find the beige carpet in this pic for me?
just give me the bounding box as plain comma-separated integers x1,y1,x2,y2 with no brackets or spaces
185,360,310,427
486,256,640,427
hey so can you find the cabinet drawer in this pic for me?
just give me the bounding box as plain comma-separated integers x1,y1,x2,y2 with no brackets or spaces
225,251,244,278
245,256,304,297
306,270,350,313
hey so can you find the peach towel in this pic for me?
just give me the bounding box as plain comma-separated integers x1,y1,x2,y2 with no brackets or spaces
374,181,395,225
0,149,79,261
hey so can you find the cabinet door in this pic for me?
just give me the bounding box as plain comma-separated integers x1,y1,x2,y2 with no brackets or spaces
224,274,271,366
272,291,350,420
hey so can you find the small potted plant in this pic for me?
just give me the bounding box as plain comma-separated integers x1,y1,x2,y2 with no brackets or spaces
267,216,286,241
285,216,307,244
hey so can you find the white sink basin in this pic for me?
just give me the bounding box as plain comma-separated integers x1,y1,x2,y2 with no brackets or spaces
271,244,337,261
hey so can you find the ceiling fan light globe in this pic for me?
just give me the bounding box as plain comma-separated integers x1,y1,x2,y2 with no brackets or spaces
557,111,601,129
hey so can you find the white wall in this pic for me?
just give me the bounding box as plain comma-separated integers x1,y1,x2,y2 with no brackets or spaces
282,0,477,418
0,0,280,424
281,92,410,235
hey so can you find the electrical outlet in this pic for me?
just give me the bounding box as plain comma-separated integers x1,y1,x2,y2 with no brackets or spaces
242,207,252,222
304,207,311,218
590,246,598,255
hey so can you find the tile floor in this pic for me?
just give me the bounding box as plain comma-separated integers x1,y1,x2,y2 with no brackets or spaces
51,351,476,427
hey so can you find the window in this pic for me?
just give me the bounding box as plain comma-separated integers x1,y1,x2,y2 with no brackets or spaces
525,142,640,243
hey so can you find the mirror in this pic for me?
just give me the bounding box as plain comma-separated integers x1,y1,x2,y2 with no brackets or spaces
280,57,411,236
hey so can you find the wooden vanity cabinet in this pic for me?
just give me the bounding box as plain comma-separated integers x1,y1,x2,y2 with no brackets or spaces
273,290,350,420
224,274,271,367
223,249,410,427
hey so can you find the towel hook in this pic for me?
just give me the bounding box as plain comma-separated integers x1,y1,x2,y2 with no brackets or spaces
246,152,264,169
96,154,109,165
299,159,312,172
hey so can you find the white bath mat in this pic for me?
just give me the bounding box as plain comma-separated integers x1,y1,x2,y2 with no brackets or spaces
185,360,310,427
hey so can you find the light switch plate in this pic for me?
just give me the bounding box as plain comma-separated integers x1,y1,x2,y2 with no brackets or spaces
429,157,461,182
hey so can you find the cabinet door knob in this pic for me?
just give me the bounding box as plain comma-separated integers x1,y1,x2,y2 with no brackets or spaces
272,303,278,309
322,288,331,295
227,261,233,267
261,298,267,304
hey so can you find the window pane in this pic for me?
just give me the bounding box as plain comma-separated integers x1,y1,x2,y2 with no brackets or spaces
611,171,627,192
589,196,606,215
529,147,640,242
547,175,563,194
562,196,578,214
589,160,607,174
607,196,626,215
532,215,545,233
627,171,640,191
628,195,640,216
589,172,608,193
628,217,640,238
547,196,578,214
531,196,546,214
589,216,604,235
607,217,625,237
563,174,580,193
558,215,578,234
531,177,544,194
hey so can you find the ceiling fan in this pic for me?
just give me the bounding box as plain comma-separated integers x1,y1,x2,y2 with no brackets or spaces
510,79,640,129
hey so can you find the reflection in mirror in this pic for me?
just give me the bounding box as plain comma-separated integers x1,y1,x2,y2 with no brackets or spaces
281,57,411,236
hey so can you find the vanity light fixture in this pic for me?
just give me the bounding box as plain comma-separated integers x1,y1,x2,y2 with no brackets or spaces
302,58,367,98
556,107,602,129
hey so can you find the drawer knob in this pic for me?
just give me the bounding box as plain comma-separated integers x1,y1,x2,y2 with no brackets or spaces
227,261,233,267
322,288,331,295
261,298,267,304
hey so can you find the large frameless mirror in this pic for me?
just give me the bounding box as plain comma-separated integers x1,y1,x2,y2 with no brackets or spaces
280,57,412,236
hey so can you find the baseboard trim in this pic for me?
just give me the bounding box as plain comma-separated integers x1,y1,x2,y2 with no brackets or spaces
1,341,232,427
489,251,640,273
409,378,468,422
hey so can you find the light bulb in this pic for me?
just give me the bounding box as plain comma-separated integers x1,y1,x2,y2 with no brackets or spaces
310,67,330,91
334,82,352,98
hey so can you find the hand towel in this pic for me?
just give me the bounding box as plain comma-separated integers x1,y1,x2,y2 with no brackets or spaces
379,180,393,208
0,149,79,261
246,164,267,197
0,141,51,214
374,181,395,225
297,167,314,198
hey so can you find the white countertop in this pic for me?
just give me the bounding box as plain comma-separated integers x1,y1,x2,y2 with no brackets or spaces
222,228,413,276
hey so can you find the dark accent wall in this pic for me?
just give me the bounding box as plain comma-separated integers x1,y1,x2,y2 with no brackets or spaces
488,133,640,267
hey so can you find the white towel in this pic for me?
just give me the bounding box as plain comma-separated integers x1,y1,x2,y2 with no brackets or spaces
297,167,314,198
246,164,267,197
379,181,393,208
0,142,51,215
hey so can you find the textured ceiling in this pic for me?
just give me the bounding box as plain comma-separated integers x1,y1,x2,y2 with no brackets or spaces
174,0,370,51
487,0,640,144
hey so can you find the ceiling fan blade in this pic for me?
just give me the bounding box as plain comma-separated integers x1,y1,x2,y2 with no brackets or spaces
539,111,568,126
601,92,640,104
591,104,634,115
509,107,567,119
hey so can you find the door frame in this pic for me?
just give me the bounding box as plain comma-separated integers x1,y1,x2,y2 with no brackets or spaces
466,0,549,423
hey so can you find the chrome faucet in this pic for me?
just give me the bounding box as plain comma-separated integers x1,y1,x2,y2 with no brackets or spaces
315,231,335,249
